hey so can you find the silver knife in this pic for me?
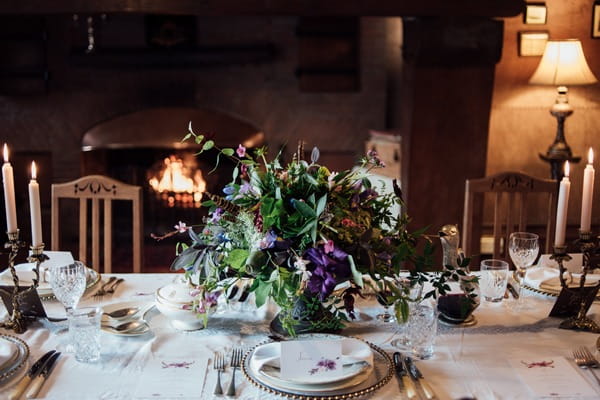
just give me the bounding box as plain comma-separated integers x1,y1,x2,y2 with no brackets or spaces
25,352,61,399
405,357,436,400
8,350,56,400
394,352,417,399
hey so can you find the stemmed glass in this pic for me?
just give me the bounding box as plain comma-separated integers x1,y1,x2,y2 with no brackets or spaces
49,261,87,350
375,283,396,323
508,232,540,306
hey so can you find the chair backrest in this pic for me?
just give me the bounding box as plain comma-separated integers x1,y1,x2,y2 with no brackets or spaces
51,175,143,273
462,171,557,263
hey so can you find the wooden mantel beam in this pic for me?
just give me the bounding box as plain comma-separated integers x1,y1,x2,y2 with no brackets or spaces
0,0,524,17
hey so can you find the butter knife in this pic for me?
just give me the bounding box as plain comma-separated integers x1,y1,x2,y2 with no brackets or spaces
25,352,61,399
393,352,417,399
8,350,56,400
405,356,436,399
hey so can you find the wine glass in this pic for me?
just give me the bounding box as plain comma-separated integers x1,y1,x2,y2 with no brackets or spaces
375,286,396,323
391,276,424,349
49,261,87,350
508,232,540,306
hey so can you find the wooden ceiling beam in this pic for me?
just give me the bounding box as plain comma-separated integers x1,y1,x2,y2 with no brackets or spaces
0,0,524,17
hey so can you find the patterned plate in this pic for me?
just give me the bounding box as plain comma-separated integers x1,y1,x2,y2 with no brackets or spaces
0,335,29,383
242,335,393,400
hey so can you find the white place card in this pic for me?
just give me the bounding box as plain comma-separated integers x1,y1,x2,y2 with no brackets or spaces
280,340,343,380
509,356,597,398
134,355,209,398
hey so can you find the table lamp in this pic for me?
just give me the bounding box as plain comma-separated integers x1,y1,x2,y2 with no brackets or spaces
529,39,598,180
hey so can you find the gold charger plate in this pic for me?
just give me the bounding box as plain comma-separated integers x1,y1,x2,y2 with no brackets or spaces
0,334,29,383
242,335,394,400
523,284,600,300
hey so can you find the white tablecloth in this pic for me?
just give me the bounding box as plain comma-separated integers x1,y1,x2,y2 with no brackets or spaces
1,273,600,400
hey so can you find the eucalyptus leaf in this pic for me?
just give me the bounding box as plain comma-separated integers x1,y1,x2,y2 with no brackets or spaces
254,280,272,308
221,148,234,156
347,255,364,288
202,140,215,151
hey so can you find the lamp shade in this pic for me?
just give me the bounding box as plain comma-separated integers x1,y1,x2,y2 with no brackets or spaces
529,39,597,86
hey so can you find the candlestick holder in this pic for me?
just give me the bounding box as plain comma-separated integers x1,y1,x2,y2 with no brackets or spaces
0,231,47,333
554,231,600,333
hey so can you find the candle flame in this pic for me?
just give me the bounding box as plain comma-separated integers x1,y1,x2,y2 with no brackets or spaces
3,144,8,163
564,161,570,177
31,161,37,180
589,148,594,164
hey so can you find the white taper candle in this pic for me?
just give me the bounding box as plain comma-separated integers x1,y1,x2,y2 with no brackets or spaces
580,148,595,232
2,144,18,233
28,161,42,247
555,161,571,247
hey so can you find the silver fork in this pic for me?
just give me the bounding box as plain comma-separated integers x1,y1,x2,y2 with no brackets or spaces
226,348,243,397
213,352,225,395
105,278,125,296
573,347,600,386
93,277,117,299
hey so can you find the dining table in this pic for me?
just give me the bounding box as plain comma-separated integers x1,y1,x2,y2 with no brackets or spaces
1,271,600,400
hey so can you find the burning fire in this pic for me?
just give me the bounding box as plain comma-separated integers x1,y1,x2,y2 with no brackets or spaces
148,155,206,207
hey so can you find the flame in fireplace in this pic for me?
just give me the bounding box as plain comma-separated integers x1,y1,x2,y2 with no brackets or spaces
148,155,206,207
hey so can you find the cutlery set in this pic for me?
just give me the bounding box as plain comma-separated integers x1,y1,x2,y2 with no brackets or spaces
394,352,437,400
572,346,600,386
8,350,61,400
214,348,244,397
93,277,125,299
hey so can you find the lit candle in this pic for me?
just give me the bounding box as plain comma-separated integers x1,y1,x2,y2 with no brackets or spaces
28,161,42,247
555,161,571,247
580,148,595,232
2,144,18,233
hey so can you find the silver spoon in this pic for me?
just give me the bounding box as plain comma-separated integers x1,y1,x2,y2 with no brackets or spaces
103,307,140,319
102,320,149,333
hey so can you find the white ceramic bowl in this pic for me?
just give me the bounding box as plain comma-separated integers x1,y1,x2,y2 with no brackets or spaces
155,282,210,331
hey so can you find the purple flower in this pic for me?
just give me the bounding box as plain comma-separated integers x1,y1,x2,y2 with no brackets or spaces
209,208,224,223
304,246,351,300
236,144,246,158
258,230,278,250
204,290,221,307
359,188,378,203
317,359,337,371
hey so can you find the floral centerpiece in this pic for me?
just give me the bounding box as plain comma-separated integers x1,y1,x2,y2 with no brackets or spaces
160,124,434,336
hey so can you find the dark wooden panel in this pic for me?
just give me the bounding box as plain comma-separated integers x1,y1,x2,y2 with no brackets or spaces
0,0,525,17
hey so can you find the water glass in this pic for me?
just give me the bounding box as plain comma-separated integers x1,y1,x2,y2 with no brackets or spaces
406,302,437,360
70,306,102,363
480,259,510,302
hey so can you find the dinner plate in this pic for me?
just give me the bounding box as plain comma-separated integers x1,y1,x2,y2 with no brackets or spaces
242,335,394,400
101,301,154,336
251,335,373,385
0,263,101,301
0,335,29,383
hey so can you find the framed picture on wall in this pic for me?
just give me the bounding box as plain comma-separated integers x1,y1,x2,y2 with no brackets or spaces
593,1,600,38
518,31,549,56
524,3,547,25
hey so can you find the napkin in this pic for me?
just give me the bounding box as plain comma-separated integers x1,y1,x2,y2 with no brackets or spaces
524,266,600,293
0,339,19,372
0,251,75,289
249,337,373,376
538,253,584,273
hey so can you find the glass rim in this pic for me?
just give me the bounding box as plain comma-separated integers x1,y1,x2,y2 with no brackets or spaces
480,259,509,268
69,306,103,317
509,232,539,240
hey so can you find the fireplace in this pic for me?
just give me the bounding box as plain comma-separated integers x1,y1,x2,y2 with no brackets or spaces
80,107,264,272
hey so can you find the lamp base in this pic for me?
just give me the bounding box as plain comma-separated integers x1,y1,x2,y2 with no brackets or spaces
539,86,581,180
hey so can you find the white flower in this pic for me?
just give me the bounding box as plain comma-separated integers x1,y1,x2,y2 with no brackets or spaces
174,221,188,233
294,256,312,283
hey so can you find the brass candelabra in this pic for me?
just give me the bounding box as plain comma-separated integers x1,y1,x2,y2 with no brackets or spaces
552,230,600,333
0,230,48,333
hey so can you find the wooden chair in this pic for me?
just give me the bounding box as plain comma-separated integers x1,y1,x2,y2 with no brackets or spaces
51,175,143,273
462,171,557,263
